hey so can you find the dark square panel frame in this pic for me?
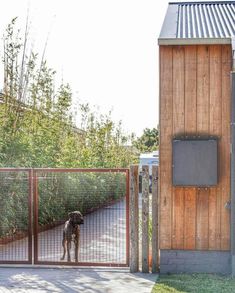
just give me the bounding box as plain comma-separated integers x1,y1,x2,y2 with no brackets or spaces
172,138,218,187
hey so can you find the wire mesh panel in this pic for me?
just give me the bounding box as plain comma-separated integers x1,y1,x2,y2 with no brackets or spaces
34,169,129,266
0,169,32,264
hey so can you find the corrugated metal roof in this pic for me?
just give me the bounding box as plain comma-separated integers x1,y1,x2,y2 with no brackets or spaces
159,1,235,45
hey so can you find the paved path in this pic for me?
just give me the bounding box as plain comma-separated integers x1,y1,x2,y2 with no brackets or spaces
0,200,127,265
0,268,157,293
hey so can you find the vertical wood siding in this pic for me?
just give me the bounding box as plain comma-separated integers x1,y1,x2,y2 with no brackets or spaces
159,45,231,251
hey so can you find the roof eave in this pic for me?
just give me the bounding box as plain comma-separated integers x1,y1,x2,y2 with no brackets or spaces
158,38,232,45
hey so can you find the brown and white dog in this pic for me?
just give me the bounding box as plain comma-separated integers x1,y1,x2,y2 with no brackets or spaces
61,211,84,262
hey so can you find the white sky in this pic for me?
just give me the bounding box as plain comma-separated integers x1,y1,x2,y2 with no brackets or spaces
0,0,170,136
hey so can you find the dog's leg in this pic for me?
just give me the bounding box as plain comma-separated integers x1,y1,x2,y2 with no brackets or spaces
74,239,78,262
61,232,66,260
74,228,80,262
67,238,72,262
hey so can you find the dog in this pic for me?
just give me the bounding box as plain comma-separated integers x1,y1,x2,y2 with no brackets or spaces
61,211,84,262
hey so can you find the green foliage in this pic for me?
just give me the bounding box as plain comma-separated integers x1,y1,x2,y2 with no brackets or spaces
37,172,126,226
152,274,235,293
0,172,28,237
0,171,126,237
76,105,137,168
133,127,159,153
0,18,137,168
0,18,136,238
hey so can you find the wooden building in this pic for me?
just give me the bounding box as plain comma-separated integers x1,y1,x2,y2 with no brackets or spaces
158,1,235,274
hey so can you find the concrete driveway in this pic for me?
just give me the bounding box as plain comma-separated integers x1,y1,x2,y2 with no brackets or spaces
0,200,127,265
0,268,157,293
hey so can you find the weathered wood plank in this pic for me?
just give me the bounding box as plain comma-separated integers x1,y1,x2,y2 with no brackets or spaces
130,165,139,272
184,46,197,250
221,45,231,250
196,46,210,134
208,187,218,249
184,188,196,250
172,46,185,249
209,45,222,250
196,46,210,250
196,188,209,250
209,45,222,135
142,165,149,273
159,44,231,253
173,46,185,135
159,46,173,249
172,187,184,249
152,165,159,273
185,46,197,135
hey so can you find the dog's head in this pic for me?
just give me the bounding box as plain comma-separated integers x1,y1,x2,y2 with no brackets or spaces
68,211,84,225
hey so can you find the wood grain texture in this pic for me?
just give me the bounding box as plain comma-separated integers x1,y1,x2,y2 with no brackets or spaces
208,187,219,250
130,165,139,272
196,188,209,250
221,45,231,250
172,47,185,135
209,45,222,250
184,46,197,250
152,166,159,273
159,46,173,249
142,165,149,273
159,44,231,251
196,46,210,134
196,46,210,250
172,47,185,249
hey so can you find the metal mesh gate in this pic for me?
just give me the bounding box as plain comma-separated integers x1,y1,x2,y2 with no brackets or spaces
33,169,129,266
0,169,32,264
0,168,129,267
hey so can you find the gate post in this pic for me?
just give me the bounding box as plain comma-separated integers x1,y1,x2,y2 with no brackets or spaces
152,165,159,273
28,169,33,264
130,165,139,272
142,165,149,273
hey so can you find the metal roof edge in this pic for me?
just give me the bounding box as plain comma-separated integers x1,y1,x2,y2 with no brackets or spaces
158,38,232,45
168,1,235,5
158,4,178,39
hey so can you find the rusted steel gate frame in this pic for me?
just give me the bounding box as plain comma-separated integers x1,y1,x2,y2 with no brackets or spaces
0,168,33,265
0,168,130,267
33,168,130,267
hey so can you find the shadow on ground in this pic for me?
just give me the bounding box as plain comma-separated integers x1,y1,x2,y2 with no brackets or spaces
0,268,157,293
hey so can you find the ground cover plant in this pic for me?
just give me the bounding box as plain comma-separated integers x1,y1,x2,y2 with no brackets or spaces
152,274,235,293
